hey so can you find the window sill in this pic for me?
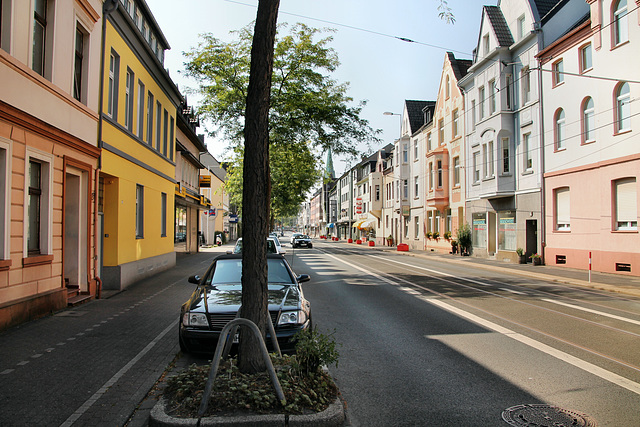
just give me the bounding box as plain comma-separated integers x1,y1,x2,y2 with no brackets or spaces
581,139,596,146
614,128,632,137
23,254,54,267
522,169,534,176
554,229,571,233
0,259,11,271
611,40,629,51
612,229,638,233
554,147,567,153
552,81,565,89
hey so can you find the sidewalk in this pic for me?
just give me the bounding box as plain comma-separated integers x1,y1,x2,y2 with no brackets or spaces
326,239,640,298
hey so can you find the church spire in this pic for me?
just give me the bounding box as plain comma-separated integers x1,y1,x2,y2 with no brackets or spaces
324,147,335,180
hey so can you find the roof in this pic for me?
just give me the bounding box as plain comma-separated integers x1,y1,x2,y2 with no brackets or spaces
405,100,431,134
485,6,514,47
447,52,472,82
533,0,564,22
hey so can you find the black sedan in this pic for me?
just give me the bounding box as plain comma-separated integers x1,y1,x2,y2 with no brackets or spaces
292,234,313,248
179,253,312,354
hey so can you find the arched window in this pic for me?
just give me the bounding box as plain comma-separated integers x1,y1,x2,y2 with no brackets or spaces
616,82,631,132
554,108,565,150
613,0,628,46
582,97,595,143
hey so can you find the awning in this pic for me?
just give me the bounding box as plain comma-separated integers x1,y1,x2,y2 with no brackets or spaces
328,223,335,228
353,220,364,228
359,219,376,229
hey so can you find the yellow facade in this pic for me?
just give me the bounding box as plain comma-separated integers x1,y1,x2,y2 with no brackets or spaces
99,5,181,289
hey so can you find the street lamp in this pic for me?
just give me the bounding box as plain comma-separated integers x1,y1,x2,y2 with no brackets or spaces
383,111,401,136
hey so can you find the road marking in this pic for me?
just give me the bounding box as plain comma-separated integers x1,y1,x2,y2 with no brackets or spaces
542,299,640,326
60,321,175,427
321,250,640,396
501,288,527,295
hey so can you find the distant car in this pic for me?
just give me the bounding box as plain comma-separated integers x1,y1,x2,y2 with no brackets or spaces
290,233,303,245
292,234,313,248
179,253,312,354
230,237,283,254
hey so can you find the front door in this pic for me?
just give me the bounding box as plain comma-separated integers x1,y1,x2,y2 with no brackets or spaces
526,220,537,258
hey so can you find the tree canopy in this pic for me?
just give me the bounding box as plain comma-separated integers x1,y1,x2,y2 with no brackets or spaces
183,22,380,215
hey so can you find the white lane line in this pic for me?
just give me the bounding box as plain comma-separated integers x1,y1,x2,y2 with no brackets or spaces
321,250,640,396
60,321,174,427
501,288,527,295
542,299,640,327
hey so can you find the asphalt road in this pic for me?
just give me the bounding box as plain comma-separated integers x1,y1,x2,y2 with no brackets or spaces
296,241,640,426
2,238,639,426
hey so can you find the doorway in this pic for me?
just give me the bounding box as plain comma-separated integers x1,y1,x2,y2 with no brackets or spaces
526,220,538,258
64,169,88,291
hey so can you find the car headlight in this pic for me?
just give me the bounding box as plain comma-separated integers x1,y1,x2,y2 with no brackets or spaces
278,310,307,325
183,312,208,327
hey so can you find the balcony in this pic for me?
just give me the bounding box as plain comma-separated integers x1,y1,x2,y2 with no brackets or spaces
426,147,449,210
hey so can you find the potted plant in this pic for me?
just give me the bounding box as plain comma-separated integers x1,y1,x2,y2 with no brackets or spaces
450,240,458,255
530,253,542,265
386,235,394,246
456,223,472,256
443,231,452,240
432,231,440,240
426,231,433,239
516,248,527,264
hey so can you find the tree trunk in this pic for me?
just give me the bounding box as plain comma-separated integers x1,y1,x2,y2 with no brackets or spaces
238,0,280,374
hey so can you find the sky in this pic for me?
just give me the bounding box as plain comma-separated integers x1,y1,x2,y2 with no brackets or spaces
147,0,489,176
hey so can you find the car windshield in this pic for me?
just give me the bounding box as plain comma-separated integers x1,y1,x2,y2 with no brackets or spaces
296,235,310,239
205,258,293,285
233,239,277,254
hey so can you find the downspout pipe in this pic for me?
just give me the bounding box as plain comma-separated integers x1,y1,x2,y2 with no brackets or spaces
94,0,118,298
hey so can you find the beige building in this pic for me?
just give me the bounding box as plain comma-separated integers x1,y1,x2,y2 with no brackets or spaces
0,0,103,330
424,53,471,253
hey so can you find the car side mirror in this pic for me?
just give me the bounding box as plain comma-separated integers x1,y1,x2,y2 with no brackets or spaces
226,250,233,254
188,275,200,284
297,274,311,283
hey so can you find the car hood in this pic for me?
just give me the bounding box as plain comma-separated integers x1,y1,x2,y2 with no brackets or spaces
187,284,301,313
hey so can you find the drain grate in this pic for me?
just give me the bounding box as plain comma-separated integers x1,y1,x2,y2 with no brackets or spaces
502,404,597,426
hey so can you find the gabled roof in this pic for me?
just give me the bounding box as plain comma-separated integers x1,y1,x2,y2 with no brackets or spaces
405,100,431,134
533,0,563,22
485,6,514,47
447,52,472,82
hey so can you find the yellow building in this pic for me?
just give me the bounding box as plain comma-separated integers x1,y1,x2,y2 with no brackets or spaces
99,0,181,290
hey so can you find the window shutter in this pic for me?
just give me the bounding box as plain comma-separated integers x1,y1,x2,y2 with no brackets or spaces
616,178,637,222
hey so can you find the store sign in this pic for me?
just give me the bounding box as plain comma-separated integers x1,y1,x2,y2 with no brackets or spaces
204,207,217,217
355,197,363,214
199,175,211,188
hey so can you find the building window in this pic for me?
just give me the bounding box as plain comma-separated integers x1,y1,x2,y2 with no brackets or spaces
136,184,144,238
471,100,476,129
414,176,419,197
25,152,52,257
155,101,162,150
32,0,48,77
521,67,531,104
403,179,408,199
613,0,628,47
580,44,592,73
517,15,526,40
161,192,167,237
523,133,532,170
414,139,418,160
483,34,489,55
437,160,443,188
552,60,564,86
479,86,485,119
501,137,510,174
616,82,631,133
555,187,571,231
0,140,8,261
427,133,432,152
438,119,444,144
445,75,450,98
487,141,494,177
414,216,420,238
554,108,565,150
434,211,441,233
473,152,480,183
146,92,154,145
125,69,134,131
73,26,87,103
614,178,637,230
453,156,460,186
402,144,408,163
505,75,513,110
498,211,516,251
582,97,595,144
169,116,174,160
1,0,12,52
137,81,145,139
489,79,496,114
107,51,119,119
135,8,142,30
375,185,380,201
452,109,459,137
163,109,168,156
428,162,433,190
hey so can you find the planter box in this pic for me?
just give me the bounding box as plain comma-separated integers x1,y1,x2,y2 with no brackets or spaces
368,241,375,247
397,243,409,252
356,240,362,245
348,238,353,243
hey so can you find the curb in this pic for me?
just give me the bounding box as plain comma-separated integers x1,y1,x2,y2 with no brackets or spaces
149,396,345,427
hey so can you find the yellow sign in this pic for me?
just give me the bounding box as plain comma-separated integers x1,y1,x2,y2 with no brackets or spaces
199,175,211,188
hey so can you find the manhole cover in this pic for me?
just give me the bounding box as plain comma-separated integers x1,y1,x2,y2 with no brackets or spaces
502,404,597,426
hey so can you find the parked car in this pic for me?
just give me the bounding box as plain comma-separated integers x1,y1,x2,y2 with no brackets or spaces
179,253,312,354
230,237,284,254
292,234,313,248
290,233,303,245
